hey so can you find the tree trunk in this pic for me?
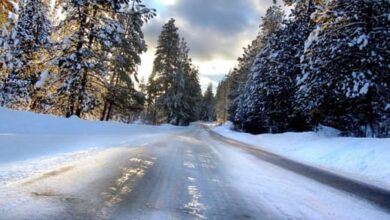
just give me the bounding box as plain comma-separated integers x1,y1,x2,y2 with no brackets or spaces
66,94,75,118
67,6,88,117
105,102,114,121
75,6,97,117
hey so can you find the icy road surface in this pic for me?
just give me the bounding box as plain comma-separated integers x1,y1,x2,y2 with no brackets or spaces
1,125,389,219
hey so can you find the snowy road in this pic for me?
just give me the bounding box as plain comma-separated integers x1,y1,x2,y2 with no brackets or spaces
1,125,390,219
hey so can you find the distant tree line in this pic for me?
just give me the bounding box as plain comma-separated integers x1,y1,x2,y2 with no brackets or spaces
216,0,389,137
0,0,216,126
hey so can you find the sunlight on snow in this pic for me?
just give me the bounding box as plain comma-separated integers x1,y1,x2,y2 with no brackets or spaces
184,182,207,219
100,157,155,214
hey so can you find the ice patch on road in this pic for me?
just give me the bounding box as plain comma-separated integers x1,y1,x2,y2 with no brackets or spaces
184,161,195,169
102,157,155,206
184,185,206,219
100,156,156,217
184,175,207,219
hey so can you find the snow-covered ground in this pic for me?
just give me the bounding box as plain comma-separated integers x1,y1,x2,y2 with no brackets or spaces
0,107,187,183
212,140,389,220
213,122,390,190
0,108,389,219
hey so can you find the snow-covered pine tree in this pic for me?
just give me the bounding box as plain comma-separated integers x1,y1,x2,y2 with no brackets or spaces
186,67,203,122
147,20,202,126
163,38,201,126
242,0,317,133
296,0,390,137
0,0,14,27
147,19,181,124
215,78,230,123
227,34,263,123
100,3,155,121
0,0,15,101
146,73,160,124
233,5,284,133
201,83,216,122
1,0,51,109
178,46,203,124
54,0,154,118
161,37,190,126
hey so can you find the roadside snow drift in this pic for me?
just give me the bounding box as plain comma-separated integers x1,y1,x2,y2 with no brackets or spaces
213,122,390,190
0,107,186,182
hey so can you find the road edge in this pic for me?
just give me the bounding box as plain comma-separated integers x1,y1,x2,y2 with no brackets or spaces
204,125,390,212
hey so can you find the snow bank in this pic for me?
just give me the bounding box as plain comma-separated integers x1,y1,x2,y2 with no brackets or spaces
213,122,390,189
214,140,390,220
0,107,186,169
0,107,180,135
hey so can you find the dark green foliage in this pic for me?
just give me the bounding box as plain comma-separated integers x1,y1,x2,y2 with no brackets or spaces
217,0,389,137
1,0,51,108
200,83,216,122
147,19,202,126
296,0,390,137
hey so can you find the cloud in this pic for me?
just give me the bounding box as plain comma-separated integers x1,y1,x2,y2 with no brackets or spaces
140,0,276,90
171,0,257,35
155,0,177,6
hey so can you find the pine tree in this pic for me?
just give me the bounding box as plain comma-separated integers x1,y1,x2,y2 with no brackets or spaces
147,19,202,126
227,34,263,123
147,19,181,123
165,38,190,125
296,0,390,137
100,4,155,121
54,0,154,118
163,38,201,126
201,83,216,122
215,78,230,124
1,0,51,108
233,5,284,133
187,67,203,122
0,0,14,27
0,0,15,100
245,0,316,133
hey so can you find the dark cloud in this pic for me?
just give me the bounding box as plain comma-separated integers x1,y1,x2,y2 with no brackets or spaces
179,22,259,61
142,0,276,77
171,0,257,35
143,19,162,51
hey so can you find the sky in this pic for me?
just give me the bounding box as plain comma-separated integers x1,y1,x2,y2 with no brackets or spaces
138,0,277,92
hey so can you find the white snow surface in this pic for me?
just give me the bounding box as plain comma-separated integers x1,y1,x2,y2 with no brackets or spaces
215,140,390,220
0,107,185,182
0,108,389,219
35,70,49,88
304,25,321,52
213,122,390,190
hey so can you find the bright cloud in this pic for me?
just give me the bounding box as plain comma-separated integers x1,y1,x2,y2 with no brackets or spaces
155,0,177,6
139,0,277,91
